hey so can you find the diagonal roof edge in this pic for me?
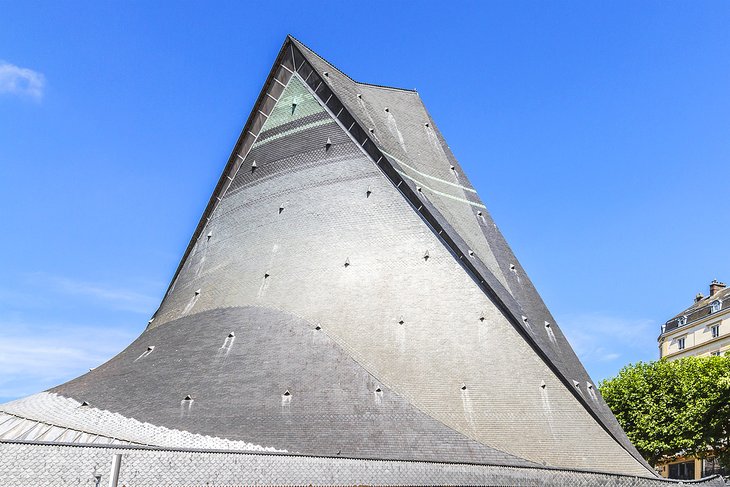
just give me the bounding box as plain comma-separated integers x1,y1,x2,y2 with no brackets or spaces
411,78,648,460
288,35,418,94
287,39,654,475
152,38,295,322
414,96,612,393
152,35,653,475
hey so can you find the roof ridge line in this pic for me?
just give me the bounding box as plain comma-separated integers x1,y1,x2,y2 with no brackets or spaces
287,35,418,94
356,80,419,94
285,42,654,474
148,37,653,475
152,36,296,323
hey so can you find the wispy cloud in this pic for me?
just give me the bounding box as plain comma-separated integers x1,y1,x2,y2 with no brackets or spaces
25,273,159,314
0,61,45,100
556,312,658,382
0,320,136,401
0,273,156,402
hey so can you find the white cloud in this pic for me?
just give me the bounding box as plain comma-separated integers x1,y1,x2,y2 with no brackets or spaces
556,312,658,382
0,273,157,402
26,273,159,314
0,61,45,100
598,351,621,362
0,321,136,401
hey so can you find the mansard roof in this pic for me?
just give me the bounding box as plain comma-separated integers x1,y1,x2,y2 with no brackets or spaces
664,285,730,334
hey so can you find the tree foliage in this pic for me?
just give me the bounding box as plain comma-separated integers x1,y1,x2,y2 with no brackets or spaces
599,354,730,467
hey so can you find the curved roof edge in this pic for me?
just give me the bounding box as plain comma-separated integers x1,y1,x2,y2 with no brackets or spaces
149,35,653,476
284,38,654,475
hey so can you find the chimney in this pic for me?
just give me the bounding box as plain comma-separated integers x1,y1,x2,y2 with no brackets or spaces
710,280,726,297
695,293,704,303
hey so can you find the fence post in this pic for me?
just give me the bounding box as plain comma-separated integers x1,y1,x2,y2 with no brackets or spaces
108,453,122,487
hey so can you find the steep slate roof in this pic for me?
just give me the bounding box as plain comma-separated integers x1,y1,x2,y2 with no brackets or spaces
48,306,536,465
288,36,649,470
0,35,679,484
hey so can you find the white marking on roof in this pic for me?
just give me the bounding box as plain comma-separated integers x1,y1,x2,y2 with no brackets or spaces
394,168,486,209
253,118,335,148
381,150,477,193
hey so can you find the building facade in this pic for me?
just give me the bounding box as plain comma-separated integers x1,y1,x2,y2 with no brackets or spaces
655,280,730,480
655,454,726,481
659,280,730,360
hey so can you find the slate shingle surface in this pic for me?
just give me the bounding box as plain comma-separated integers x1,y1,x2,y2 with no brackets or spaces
50,306,532,466
0,36,694,484
1,442,726,487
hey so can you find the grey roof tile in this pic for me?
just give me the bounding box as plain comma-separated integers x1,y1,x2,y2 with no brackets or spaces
290,35,650,472
0,35,682,484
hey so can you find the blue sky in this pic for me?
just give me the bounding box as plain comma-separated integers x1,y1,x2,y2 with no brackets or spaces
1,1,729,403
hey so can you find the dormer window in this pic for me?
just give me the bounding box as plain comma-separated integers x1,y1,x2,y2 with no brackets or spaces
678,315,687,326
711,300,722,314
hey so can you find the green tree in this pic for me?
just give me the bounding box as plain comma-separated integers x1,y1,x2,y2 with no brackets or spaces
599,354,730,468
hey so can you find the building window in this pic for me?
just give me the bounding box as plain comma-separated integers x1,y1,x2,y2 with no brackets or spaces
711,324,720,338
678,337,685,350
710,300,722,313
669,460,695,480
711,350,721,357
678,315,687,326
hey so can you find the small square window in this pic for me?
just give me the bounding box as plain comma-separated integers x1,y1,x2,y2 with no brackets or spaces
711,324,720,338
678,337,686,350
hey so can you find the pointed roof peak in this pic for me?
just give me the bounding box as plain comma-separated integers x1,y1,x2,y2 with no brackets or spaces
287,35,418,95
137,37,651,474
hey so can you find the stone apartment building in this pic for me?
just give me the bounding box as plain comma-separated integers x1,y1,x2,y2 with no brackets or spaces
655,280,730,480
659,280,730,360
